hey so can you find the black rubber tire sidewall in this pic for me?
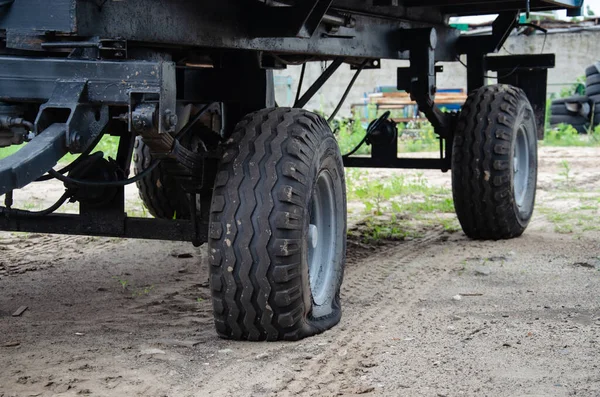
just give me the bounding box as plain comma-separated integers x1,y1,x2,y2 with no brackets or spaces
586,83,600,97
550,105,578,117
133,137,191,219
551,96,589,105
586,64,599,77
587,74,600,87
549,115,590,126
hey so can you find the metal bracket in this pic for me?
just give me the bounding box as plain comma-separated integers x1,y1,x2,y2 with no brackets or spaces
252,0,334,38
35,80,109,154
397,28,453,140
294,57,345,108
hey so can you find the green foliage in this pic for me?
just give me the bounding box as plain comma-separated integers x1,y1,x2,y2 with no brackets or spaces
587,5,596,16
0,135,121,162
357,215,419,244
559,160,572,186
331,113,371,156
399,124,438,153
347,173,452,216
132,285,155,297
552,76,586,99
113,276,129,291
543,124,600,147
331,110,440,156
346,172,457,243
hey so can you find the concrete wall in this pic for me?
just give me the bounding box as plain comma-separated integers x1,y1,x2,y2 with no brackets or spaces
274,29,600,117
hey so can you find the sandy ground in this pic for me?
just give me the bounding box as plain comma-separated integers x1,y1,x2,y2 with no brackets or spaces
1,147,599,397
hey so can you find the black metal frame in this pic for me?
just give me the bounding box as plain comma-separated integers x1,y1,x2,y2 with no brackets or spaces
0,0,581,243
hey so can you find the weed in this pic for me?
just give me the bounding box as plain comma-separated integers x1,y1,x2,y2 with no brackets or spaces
559,160,571,186
113,276,129,291
132,285,154,297
543,124,600,147
437,216,461,233
538,200,600,235
346,172,458,242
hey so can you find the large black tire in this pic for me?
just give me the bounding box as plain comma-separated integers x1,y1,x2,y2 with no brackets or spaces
452,84,538,240
587,74,600,87
550,105,576,116
586,83,600,97
133,137,192,219
549,114,590,126
585,64,599,77
588,94,600,104
551,96,589,105
209,108,347,341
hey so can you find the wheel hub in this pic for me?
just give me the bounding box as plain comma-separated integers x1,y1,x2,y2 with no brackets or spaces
513,125,530,209
307,170,337,307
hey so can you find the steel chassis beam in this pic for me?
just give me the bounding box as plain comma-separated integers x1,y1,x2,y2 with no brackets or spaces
343,158,450,170
0,214,207,243
0,0,460,62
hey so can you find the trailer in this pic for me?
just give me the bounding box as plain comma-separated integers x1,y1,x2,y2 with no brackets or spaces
0,0,583,341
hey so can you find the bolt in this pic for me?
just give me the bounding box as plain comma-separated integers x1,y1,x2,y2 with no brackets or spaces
165,110,178,132
69,132,82,152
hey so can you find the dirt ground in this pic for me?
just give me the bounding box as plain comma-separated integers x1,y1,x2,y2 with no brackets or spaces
1,147,599,397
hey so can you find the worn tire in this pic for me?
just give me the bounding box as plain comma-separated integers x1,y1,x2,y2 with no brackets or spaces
586,83,600,97
208,108,347,341
551,96,589,105
550,105,577,117
133,137,191,219
550,115,591,129
587,74,600,87
452,84,537,240
585,64,599,77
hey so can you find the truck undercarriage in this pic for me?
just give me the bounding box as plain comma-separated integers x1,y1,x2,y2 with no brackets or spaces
0,0,583,340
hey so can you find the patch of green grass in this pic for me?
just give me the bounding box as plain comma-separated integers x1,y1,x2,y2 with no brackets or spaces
398,125,439,153
394,196,455,214
538,203,600,234
543,123,600,147
132,285,154,298
346,172,458,242
113,276,129,291
0,144,24,159
348,215,423,245
436,216,461,233
0,135,121,162
332,112,440,156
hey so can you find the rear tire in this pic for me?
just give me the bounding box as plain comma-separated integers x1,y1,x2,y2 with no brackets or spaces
452,84,538,240
133,137,191,219
209,108,347,341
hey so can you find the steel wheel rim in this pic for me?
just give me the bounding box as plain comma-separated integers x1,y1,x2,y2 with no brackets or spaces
307,170,337,306
513,124,530,208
